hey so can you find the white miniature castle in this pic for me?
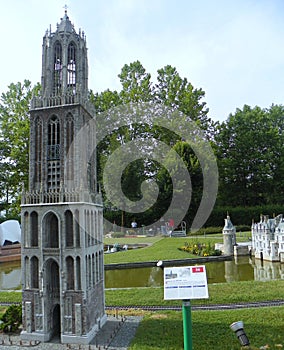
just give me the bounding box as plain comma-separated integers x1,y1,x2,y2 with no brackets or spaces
251,214,284,262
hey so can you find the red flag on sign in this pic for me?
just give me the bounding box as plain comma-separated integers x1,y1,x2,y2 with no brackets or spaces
192,267,204,273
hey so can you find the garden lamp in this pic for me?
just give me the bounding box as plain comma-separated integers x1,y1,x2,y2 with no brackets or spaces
230,321,250,346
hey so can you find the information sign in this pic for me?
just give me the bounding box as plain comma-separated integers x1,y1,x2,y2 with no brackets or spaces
164,265,209,300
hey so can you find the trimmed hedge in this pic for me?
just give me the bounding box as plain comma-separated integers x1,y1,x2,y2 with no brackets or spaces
189,226,223,235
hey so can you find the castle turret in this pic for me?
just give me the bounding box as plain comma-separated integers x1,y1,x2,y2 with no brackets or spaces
223,214,236,256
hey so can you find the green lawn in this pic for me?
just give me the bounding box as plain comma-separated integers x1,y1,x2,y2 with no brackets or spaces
104,236,228,264
104,234,251,264
105,280,284,306
0,280,283,349
1,280,282,307
129,307,284,350
3,233,281,350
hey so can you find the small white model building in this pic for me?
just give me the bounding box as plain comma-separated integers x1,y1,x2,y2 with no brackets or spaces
251,214,284,262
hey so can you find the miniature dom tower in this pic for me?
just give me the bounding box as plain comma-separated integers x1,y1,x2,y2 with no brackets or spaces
21,10,106,344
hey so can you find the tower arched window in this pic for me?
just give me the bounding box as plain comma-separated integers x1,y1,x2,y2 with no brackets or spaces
30,211,38,247
24,212,29,247
48,116,60,157
65,210,74,247
76,256,81,290
53,42,62,94
34,117,42,185
65,114,74,181
44,212,59,248
30,256,39,289
47,116,60,189
75,210,80,247
66,256,74,290
67,42,76,91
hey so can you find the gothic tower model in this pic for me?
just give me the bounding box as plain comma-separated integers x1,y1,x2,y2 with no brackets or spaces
21,10,106,344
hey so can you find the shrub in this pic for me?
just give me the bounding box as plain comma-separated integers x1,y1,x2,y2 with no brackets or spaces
189,227,223,235
110,231,126,238
0,304,22,333
235,224,251,232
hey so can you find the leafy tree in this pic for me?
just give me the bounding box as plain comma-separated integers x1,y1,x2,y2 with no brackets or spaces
93,61,213,228
0,304,22,333
118,60,153,103
90,88,121,113
215,105,282,206
265,104,284,204
156,140,203,227
0,80,40,217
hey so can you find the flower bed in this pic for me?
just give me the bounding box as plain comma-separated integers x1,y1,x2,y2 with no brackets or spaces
179,241,222,257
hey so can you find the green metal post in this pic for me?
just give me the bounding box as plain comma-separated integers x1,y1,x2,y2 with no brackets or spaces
182,299,193,350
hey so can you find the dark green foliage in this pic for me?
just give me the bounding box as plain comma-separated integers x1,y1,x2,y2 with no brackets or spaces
215,104,284,207
0,80,40,217
0,304,22,333
94,61,212,229
110,231,126,238
188,226,223,235
206,205,284,226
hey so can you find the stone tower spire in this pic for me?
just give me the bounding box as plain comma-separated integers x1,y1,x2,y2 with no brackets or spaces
21,10,106,344
40,9,88,99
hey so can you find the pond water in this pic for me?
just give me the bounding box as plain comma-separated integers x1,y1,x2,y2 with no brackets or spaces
1,256,283,291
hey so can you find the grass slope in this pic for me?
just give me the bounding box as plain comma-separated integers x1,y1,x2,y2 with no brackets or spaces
130,307,284,350
104,236,216,263
105,280,284,306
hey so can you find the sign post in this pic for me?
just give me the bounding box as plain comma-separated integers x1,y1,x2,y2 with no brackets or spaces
182,300,193,350
163,265,209,350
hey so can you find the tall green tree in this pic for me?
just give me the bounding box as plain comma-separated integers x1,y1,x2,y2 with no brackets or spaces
156,140,203,226
215,104,282,207
265,104,284,204
155,65,218,142
118,60,153,103
93,61,213,227
0,80,40,216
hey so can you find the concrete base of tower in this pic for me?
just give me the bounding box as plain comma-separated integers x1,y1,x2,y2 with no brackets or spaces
21,330,52,342
61,313,108,344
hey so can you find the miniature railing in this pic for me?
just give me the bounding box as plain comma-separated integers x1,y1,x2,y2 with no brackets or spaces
22,188,102,205
30,91,95,114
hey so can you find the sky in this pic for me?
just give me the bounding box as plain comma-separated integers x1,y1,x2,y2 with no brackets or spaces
1,0,284,121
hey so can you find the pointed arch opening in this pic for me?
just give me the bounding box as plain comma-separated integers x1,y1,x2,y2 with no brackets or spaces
67,42,76,92
30,256,39,289
45,259,60,296
30,211,39,247
66,256,74,290
43,212,59,248
24,256,29,288
24,212,29,247
65,210,74,247
47,115,61,190
75,210,80,247
65,113,74,182
52,304,61,338
34,117,43,185
53,42,62,94
76,256,81,290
